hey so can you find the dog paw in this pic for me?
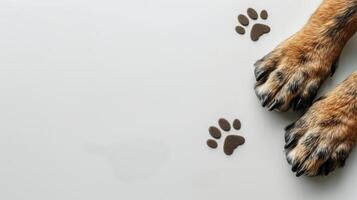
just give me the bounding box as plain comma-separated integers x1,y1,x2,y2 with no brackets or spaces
254,31,341,111
236,8,270,41
284,73,357,176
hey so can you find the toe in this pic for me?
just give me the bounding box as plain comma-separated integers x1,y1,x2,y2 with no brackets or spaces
293,81,320,110
284,121,306,150
331,143,353,168
255,70,287,107
286,141,328,177
254,52,278,81
286,132,354,177
283,76,357,176
269,72,308,111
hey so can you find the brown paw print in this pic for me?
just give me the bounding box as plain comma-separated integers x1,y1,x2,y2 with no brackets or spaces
206,118,245,156
235,8,270,41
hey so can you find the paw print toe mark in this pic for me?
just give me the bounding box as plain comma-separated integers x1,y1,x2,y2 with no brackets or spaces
238,15,249,26
218,118,231,131
235,26,246,35
247,8,258,20
209,126,221,139
233,119,241,130
207,139,218,149
260,10,268,19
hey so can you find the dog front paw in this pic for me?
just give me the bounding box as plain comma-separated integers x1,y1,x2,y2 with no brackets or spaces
254,31,341,112
284,73,357,176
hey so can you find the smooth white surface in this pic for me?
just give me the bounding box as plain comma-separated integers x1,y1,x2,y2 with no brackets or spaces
0,0,356,199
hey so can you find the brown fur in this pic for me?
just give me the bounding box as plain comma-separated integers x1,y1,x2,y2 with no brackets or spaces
285,73,357,176
254,0,357,176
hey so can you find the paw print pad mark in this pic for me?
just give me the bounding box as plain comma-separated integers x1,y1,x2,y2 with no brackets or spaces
235,8,271,41
206,118,245,156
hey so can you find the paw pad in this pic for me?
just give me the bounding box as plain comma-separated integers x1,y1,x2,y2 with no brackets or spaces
206,118,245,156
235,8,271,41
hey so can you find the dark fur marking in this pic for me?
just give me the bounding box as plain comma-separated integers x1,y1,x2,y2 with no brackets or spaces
302,134,319,149
288,81,299,94
315,148,329,160
313,42,325,50
336,151,349,167
302,71,309,79
326,2,357,37
346,90,357,97
298,54,309,64
306,84,319,99
318,159,334,176
295,84,319,110
352,105,357,115
294,119,306,129
275,71,284,81
320,118,341,127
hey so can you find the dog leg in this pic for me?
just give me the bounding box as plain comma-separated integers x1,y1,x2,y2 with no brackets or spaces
285,72,357,176
254,0,357,111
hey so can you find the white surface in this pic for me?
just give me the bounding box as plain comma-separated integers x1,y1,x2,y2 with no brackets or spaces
0,0,357,199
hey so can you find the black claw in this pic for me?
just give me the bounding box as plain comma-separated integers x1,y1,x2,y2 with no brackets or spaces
317,157,336,176
284,136,297,150
337,151,349,167
255,69,268,81
268,100,277,111
313,95,326,103
290,96,300,110
330,57,339,76
268,99,283,111
295,99,305,110
284,130,293,145
284,128,299,149
317,163,331,176
294,163,305,175
321,159,333,176
293,98,311,111
339,158,347,168
292,98,302,110
292,163,299,172
324,168,331,176
284,122,295,132
316,165,325,176
261,94,271,107
296,169,306,177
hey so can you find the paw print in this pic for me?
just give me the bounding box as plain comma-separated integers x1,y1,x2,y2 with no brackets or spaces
206,118,245,156
235,8,271,41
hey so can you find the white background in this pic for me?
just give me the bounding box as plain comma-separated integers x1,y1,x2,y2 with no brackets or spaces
0,0,357,199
